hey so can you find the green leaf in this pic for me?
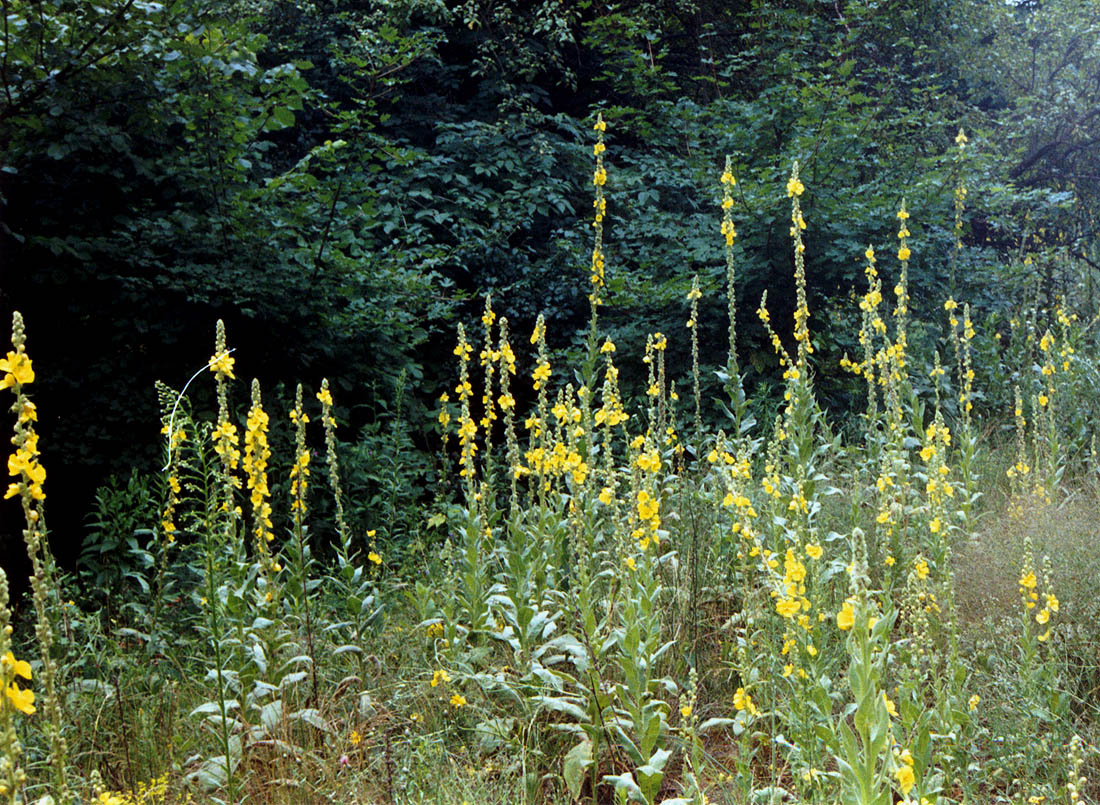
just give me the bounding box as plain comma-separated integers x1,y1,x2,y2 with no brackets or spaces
563,738,593,800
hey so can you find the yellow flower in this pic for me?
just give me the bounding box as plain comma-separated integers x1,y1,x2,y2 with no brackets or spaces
680,704,692,718
208,351,235,380
805,543,822,559
1,652,31,680
5,681,35,715
895,762,915,795
897,245,911,261
431,669,450,688
368,551,382,565
915,558,930,580
786,177,805,197
836,601,855,631
968,694,980,711
733,687,757,715
0,350,34,389
350,729,362,746
775,598,800,618
317,387,333,407
450,693,467,709
883,693,898,718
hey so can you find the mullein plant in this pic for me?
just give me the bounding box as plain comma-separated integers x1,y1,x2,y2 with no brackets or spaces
478,297,499,476
497,318,520,514
195,321,243,801
150,382,188,642
718,156,748,429
686,275,703,450
583,112,609,389
0,566,30,805
949,129,968,293
944,298,980,524
2,312,71,804
285,384,319,700
841,207,921,588
243,379,277,607
827,533,928,805
319,379,381,685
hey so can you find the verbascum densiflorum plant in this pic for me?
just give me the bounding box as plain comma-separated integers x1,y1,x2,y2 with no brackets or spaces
288,385,310,530
158,417,185,549
0,566,29,805
285,384,319,694
2,312,71,804
209,321,242,526
318,378,351,548
478,296,499,471
828,540,931,805
840,245,884,429
718,156,744,416
452,325,478,500
686,275,703,445
588,112,608,348
947,129,969,289
1006,385,1033,516
494,318,521,510
893,202,912,351
243,381,277,589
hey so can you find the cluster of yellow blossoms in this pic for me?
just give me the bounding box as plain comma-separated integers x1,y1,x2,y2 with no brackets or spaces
3,348,45,504
243,382,274,550
1019,559,1059,641
2,651,34,715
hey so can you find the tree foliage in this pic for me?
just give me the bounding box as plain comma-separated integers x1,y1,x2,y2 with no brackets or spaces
2,0,1098,560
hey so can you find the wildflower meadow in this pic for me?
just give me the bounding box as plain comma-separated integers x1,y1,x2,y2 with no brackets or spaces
2,105,1100,805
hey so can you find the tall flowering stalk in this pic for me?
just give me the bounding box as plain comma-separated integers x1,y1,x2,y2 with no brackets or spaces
286,385,318,697
0,567,28,805
453,324,478,503
2,312,70,804
720,156,741,403
840,245,887,449
289,385,310,532
479,297,498,471
209,320,242,558
756,165,821,554
497,318,520,512
243,379,277,602
787,163,812,375
318,379,351,549
686,275,703,446
587,113,608,362
894,202,912,354
951,129,968,292
202,321,242,803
